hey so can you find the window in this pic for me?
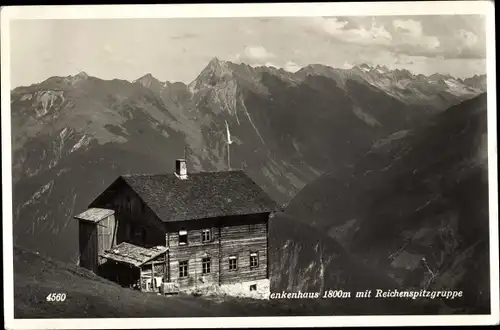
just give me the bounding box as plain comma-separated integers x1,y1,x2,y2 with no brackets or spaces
250,284,257,291
229,256,238,271
250,252,259,268
202,257,211,274
179,260,188,278
179,230,188,245
202,229,212,242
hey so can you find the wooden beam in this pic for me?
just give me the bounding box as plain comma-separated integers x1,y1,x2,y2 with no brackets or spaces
151,261,155,292
266,220,269,279
218,226,222,286
139,270,143,292
167,251,171,282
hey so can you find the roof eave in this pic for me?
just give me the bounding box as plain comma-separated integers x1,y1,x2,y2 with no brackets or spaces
159,207,280,222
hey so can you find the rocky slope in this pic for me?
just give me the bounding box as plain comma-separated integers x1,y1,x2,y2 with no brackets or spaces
11,58,485,265
283,93,490,314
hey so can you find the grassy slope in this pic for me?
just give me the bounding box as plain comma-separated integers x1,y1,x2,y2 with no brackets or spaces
14,246,302,318
14,245,433,318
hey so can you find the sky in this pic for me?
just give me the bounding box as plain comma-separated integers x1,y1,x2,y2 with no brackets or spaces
10,15,487,88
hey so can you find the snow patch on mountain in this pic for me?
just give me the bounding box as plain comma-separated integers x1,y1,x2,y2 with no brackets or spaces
443,79,477,96
34,91,65,118
239,94,265,145
22,180,54,207
59,127,70,140
70,135,92,154
20,94,33,101
352,105,382,127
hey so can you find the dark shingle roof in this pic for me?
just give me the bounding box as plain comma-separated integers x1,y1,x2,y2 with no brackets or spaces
120,170,279,222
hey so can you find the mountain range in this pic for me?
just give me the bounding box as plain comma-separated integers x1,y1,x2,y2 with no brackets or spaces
277,93,489,313
10,58,488,315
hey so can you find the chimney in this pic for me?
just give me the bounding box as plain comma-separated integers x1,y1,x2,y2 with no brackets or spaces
174,159,188,180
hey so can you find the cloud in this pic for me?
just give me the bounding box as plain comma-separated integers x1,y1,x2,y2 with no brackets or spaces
321,17,349,33
444,29,483,59
313,17,393,46
264,62,279,68
302,16,484,61
392,19,440,50
238,26,254,35
170,33,199,40
103,44,113,53
343,61,354,69
244,45,276,61
235,45,278,66
393,19,423,37
284,61,302,72
456,29,478,48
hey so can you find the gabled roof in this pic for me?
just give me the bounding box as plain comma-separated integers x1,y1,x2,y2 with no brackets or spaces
120,170,279,222
100,242,168,267
74,208,114,223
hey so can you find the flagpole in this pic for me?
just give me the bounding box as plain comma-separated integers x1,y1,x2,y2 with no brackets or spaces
225,120,232,170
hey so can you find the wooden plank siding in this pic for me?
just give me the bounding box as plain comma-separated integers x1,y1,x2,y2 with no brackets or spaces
220,222,267,284
78,221,98,273
167,226,220,289
165,213,269,290
141,254,168,277
96,214,116,264
90,179,166,249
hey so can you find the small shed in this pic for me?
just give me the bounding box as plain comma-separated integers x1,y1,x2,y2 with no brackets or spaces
74,208,116,273
99,242,169,292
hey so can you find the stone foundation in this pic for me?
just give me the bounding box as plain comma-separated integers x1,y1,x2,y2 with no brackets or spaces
178,279,270,300
218,279,270,299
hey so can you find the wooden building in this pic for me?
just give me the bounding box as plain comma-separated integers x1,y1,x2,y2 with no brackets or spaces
74,208,116,274
74,159,279,295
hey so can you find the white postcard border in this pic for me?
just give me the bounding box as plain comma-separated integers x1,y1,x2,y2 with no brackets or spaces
1,2,498,329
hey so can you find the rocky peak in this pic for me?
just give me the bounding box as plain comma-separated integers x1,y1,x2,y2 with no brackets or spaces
429,73,453,81
374,64,390,74
204,57,232,76
65,71,90,85
133,73,162,89
295,64,337,79
75,71,89,79
462,74,487,91
391,68,413,79
189,57,234,91
207,56,224,68
350,63,375,75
